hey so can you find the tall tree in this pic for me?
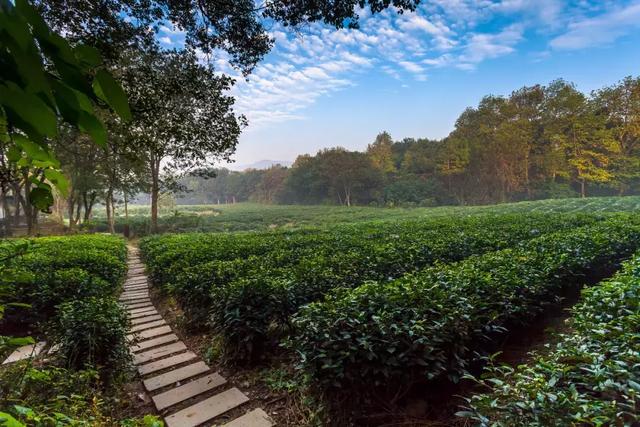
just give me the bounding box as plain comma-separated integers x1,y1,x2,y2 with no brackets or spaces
120,48,244,232
593,76,640,195
367,131,396,175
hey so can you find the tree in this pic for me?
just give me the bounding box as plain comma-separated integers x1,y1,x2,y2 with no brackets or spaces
251,165,288,203
35,0,421,72
317,148,382,206
593,76,640,195
120,48,244,232
543,80,616,197
0,0,130,233
367,131,396,175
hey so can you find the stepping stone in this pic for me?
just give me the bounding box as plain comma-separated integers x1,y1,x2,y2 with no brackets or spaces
163,387,249,427
224,408,273,427
120,292,149,300
124,285,148,291
134,342,187,365
131,334,179,353
120,297,151,306
126,278,147,284
152,373,227,411
131,314,163,325
2,341,46,364
121,291,149,297
127,303,154,311
127,325,172,341
138,351,197,376
130,310,159,320
131,319,167,332
143,361,209,392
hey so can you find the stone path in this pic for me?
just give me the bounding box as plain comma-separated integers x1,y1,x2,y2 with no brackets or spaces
123,246,274,427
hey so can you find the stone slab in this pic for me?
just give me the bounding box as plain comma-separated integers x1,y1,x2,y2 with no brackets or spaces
138,351,197,376
164,387,249,427
126,302,154,310
131,334,179,353
131,314,163,326
130,319,167,332
152,373,227,411
2,341,46,364
128,325,172,341
133,342,187,365
130,309,159,319
143,361,209,392
224,408,273,427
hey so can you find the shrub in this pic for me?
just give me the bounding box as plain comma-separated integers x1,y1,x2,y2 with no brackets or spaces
0,235,127,329
54,297,131,380
206,213,601,361
288,218,640,393
0,363,163,426
458,252,640,426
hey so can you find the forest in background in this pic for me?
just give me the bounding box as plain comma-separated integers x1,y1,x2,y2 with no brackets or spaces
179,77,640,207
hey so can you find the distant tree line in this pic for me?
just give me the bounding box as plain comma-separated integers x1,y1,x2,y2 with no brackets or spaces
180,77,640,207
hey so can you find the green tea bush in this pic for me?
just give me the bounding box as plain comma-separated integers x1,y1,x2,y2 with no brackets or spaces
54,297,131,379
289,217,640,393
458,252,640,426
207,214,600,361
0,234,127,327
140,213,601,361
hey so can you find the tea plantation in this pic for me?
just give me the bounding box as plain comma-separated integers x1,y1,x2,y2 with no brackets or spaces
3,197,640,425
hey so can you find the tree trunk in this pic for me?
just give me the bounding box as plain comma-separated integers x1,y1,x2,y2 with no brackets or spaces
106,188,114,233
580,179,586,198
150,155,160,234
124,193,129,220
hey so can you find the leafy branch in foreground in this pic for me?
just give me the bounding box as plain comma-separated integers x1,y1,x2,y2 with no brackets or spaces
0,0,130,211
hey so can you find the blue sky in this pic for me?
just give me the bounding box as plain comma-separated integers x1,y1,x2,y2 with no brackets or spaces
158,0,640,166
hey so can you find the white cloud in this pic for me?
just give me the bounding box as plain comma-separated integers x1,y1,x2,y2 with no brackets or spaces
159,36,172,44
211,1,627,130
457,24,524,67
550,2,640,50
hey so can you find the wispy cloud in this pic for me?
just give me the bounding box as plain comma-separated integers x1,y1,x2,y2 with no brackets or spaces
209,1,633,130
550,1,640,50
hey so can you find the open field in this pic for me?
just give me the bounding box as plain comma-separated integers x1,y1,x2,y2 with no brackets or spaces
92,195,640,235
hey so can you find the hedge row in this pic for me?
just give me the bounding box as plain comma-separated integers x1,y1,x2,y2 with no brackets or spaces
458,251,640,426
289,217,640,392
1,234,127,326
140,213,602,361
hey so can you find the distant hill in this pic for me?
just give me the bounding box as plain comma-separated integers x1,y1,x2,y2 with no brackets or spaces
229,159,293,171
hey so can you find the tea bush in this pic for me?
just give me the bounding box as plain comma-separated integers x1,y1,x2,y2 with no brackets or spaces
0,234,127,327
54,297,131,379
458,251,640,426
141,213,601,360
289,217,640,392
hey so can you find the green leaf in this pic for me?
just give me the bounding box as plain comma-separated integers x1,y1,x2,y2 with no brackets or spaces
12,134,50,162
44,169,69,196
29,187,54,212
0,11,31,50
93,69,131,121
0,83,57,139
74,45,102,68
14,0,49,39
6,336,34,347
0,411,25,427
77,110,107,147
